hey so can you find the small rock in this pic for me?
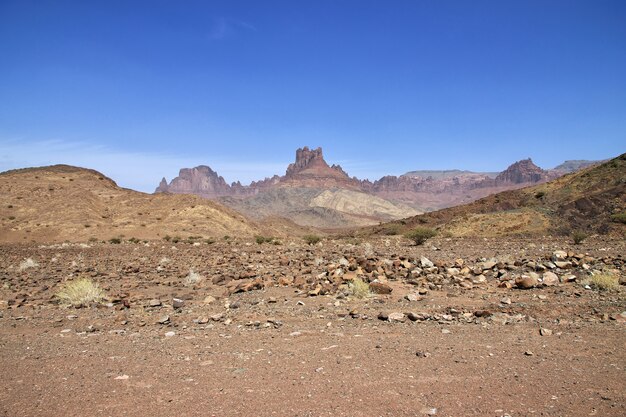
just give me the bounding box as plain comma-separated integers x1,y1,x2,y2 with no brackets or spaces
387,312,406,322
377,312,389,321
524,350,534,356
405,293,421,302
203,295,216,304
542,271,559,286
157,315,170,324
500,297,512,305
114,375,129,380
267,297,278,304
540,328,553,336
172,298,185,308
149,299,162,307
369,282,393,295
515,275,538,289
164,331,176,338
415,351,431,358
420,257,434,268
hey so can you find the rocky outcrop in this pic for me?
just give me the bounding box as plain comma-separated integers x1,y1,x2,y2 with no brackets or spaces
495,159,547,184
157,165,233,198
155,148,596,225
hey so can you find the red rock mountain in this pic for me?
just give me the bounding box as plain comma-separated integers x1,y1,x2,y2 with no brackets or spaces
494,158,551,184
156,147,591,221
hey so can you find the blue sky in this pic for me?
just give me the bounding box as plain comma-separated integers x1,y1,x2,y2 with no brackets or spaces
1,0,624,192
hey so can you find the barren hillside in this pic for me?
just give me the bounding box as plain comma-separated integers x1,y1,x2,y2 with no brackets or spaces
0,165,261,243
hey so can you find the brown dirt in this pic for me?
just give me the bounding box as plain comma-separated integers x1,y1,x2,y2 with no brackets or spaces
1,236,624,416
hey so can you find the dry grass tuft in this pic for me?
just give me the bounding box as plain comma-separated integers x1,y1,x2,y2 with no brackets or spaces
184,269,203,286
589,273,619,291
349,278,371,299
55,279,106,307
18,258,39,271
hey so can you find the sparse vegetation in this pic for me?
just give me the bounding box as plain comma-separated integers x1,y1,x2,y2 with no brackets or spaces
405,227,437,245
184,269,203,286
610,212,626,224
349,278,371,299
127,237,140,244
171,236,181,243
383,224,402,235
534,191,545,199
303,234,321,245
205,238,215,245
108,237,122,244
163,235,171,241
19,258,39,271
55,278,106,307
255,235,274,244
88,237,98,243
582,273,619,291
572,230,588,245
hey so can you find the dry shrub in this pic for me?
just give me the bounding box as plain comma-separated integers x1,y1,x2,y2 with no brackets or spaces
350,278,371,299
56,279,105,307
18,258,39,271
589,273,619,291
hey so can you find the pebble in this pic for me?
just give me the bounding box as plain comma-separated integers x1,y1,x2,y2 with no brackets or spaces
149,299,162,307
540,328,553,336
157,315,170,324
164,331,176,337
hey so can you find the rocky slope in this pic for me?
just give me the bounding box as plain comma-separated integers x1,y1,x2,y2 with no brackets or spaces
0,165,263,243
374,153,626,237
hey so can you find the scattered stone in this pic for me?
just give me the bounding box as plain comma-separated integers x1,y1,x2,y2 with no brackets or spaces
157,315,170,324
369,282,392,295
387,312,406,322
524,350,534,356
540,328,553,336
515,275,538,289
420,257,434,268
114,375,129,380
149,299,162,307
203,295,216,304
500,297,512,305
164,331,176,338
415,351,431,358
474,310,492,318
172,298,185,308
267,297,278,304
405,293,421,302
377,312,389,321
542,272,559,286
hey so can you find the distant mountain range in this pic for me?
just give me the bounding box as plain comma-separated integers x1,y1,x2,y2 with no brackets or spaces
155,147,600,228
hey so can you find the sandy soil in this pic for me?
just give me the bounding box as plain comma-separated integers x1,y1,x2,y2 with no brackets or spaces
1,236,624,417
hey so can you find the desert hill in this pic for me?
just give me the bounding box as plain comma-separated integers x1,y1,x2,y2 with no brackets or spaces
0,165,262,243
373,153,626,237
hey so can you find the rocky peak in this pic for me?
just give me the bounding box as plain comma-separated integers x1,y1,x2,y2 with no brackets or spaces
156,177,169,193
286,147,329,177
283,146,355,187
495,158,547,184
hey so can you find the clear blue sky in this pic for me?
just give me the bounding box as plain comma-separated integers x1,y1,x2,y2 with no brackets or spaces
1,0,624,191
